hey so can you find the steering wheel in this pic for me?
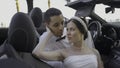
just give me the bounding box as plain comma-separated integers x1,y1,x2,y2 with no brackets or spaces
88,21,102,42
102,24,117,42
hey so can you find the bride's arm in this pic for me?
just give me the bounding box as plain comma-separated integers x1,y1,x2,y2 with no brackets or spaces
32,29,63,61
34,49,63,61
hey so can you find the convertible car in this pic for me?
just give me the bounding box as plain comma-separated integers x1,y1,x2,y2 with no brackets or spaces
0,0,120,68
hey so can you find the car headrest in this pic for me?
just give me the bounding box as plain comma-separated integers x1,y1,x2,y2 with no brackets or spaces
0,28,8,45
29,7,42,28
8,12,37,52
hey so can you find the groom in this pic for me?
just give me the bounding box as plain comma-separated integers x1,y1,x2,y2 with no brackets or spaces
32,8,69,68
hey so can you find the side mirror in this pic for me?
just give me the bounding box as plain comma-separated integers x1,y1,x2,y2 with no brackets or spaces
105,7,115,13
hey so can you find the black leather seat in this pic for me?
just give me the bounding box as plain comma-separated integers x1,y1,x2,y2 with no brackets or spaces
0,28,8,45
29,7,46,35
8,12,37,52
0,58,31,68
29,7,42,28
0,40,32,68
7,12,53,68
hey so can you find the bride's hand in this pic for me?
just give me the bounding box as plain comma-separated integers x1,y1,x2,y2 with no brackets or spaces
46,26,53,37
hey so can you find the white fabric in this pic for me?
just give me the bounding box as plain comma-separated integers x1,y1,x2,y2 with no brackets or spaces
39,28,69,68
85,31,95,48
64,55,98,68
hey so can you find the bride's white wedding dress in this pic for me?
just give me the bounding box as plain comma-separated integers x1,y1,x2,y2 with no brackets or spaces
64,55,98,68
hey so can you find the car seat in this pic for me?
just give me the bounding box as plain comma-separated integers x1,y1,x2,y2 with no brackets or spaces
8,12,37,52
7,12,53,68
0,28,8,45
29,7,46,36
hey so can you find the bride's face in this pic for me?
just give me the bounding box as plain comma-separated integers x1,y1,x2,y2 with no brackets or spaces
66,21,83,44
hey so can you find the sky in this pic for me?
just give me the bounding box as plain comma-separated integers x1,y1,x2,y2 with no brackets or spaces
0,0,76,27
0,0,120,27
95,4,120,22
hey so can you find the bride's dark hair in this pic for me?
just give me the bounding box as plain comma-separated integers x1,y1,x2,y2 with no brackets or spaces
68,17,88,40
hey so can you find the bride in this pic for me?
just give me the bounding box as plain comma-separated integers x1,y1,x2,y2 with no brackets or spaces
32,16,104,68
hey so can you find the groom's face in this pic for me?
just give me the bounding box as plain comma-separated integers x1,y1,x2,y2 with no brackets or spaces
47,14,64,37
